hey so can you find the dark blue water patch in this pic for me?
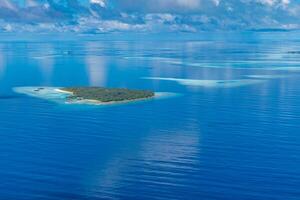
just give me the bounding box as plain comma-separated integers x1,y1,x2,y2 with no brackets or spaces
0,95,21,100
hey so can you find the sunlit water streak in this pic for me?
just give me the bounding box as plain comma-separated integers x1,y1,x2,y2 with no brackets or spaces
0,32,300,199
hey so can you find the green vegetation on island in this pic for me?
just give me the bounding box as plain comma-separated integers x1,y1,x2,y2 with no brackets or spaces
61,87,155,103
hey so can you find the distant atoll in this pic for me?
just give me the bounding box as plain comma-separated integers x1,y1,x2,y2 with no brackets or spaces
14,86,158,105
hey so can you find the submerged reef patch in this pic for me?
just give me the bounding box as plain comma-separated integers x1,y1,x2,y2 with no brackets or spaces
144,77,264,88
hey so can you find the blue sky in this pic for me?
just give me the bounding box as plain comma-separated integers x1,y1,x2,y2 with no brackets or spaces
0,0,299,33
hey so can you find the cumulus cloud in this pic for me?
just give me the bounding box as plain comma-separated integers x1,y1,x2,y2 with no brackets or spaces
90,0,106,7
256,0,290,6
212,0,221,6
0,0,298,33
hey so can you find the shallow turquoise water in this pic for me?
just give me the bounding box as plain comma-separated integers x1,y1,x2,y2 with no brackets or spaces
0,32,300,199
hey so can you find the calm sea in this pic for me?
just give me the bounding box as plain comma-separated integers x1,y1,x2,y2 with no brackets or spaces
0,32,300,199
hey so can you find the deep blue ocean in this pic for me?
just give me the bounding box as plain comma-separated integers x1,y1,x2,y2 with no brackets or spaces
0,32,300,200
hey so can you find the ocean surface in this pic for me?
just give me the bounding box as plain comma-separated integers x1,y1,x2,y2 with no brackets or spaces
0,32,300,200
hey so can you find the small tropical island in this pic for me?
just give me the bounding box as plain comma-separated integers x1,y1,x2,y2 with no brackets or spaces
59,87,155,104
14,86,174,106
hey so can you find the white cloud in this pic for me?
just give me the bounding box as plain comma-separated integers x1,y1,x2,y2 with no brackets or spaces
25,0,40,7
3,24,12,32
145,14,177,23
0,0,17,10
212,0,221,6
0,0,299,33
90,0,106,7
174,0,202,9
281,0,290,5
256,0,290,6
257,0,276,6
